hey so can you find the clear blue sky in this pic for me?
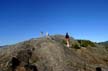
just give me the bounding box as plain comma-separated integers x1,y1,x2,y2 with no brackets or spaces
0,0,108,45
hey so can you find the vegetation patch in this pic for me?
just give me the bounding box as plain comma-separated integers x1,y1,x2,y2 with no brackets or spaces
77,40,96,47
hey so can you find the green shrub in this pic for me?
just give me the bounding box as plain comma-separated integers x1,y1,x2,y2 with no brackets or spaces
72,43,80,49
105,46,108,51
77,40,96,47
62,40,67,45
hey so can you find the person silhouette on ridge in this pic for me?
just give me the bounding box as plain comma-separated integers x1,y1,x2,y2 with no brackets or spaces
65,32,70,47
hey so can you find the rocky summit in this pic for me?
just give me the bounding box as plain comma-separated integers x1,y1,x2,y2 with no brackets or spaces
0,35,108,71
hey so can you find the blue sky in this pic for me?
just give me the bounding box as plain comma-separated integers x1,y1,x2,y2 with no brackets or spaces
0,0,108,45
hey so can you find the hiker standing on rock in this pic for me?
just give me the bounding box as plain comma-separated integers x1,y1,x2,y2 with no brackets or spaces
46,32,50,38
46,32,49,37
65,32,70,47
40,32,43,37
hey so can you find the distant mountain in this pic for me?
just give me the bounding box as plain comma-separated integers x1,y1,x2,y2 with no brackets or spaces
0,45,9,48
0,46,4,48
99,41,108,46
98,41,108,51
0,35,108,71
